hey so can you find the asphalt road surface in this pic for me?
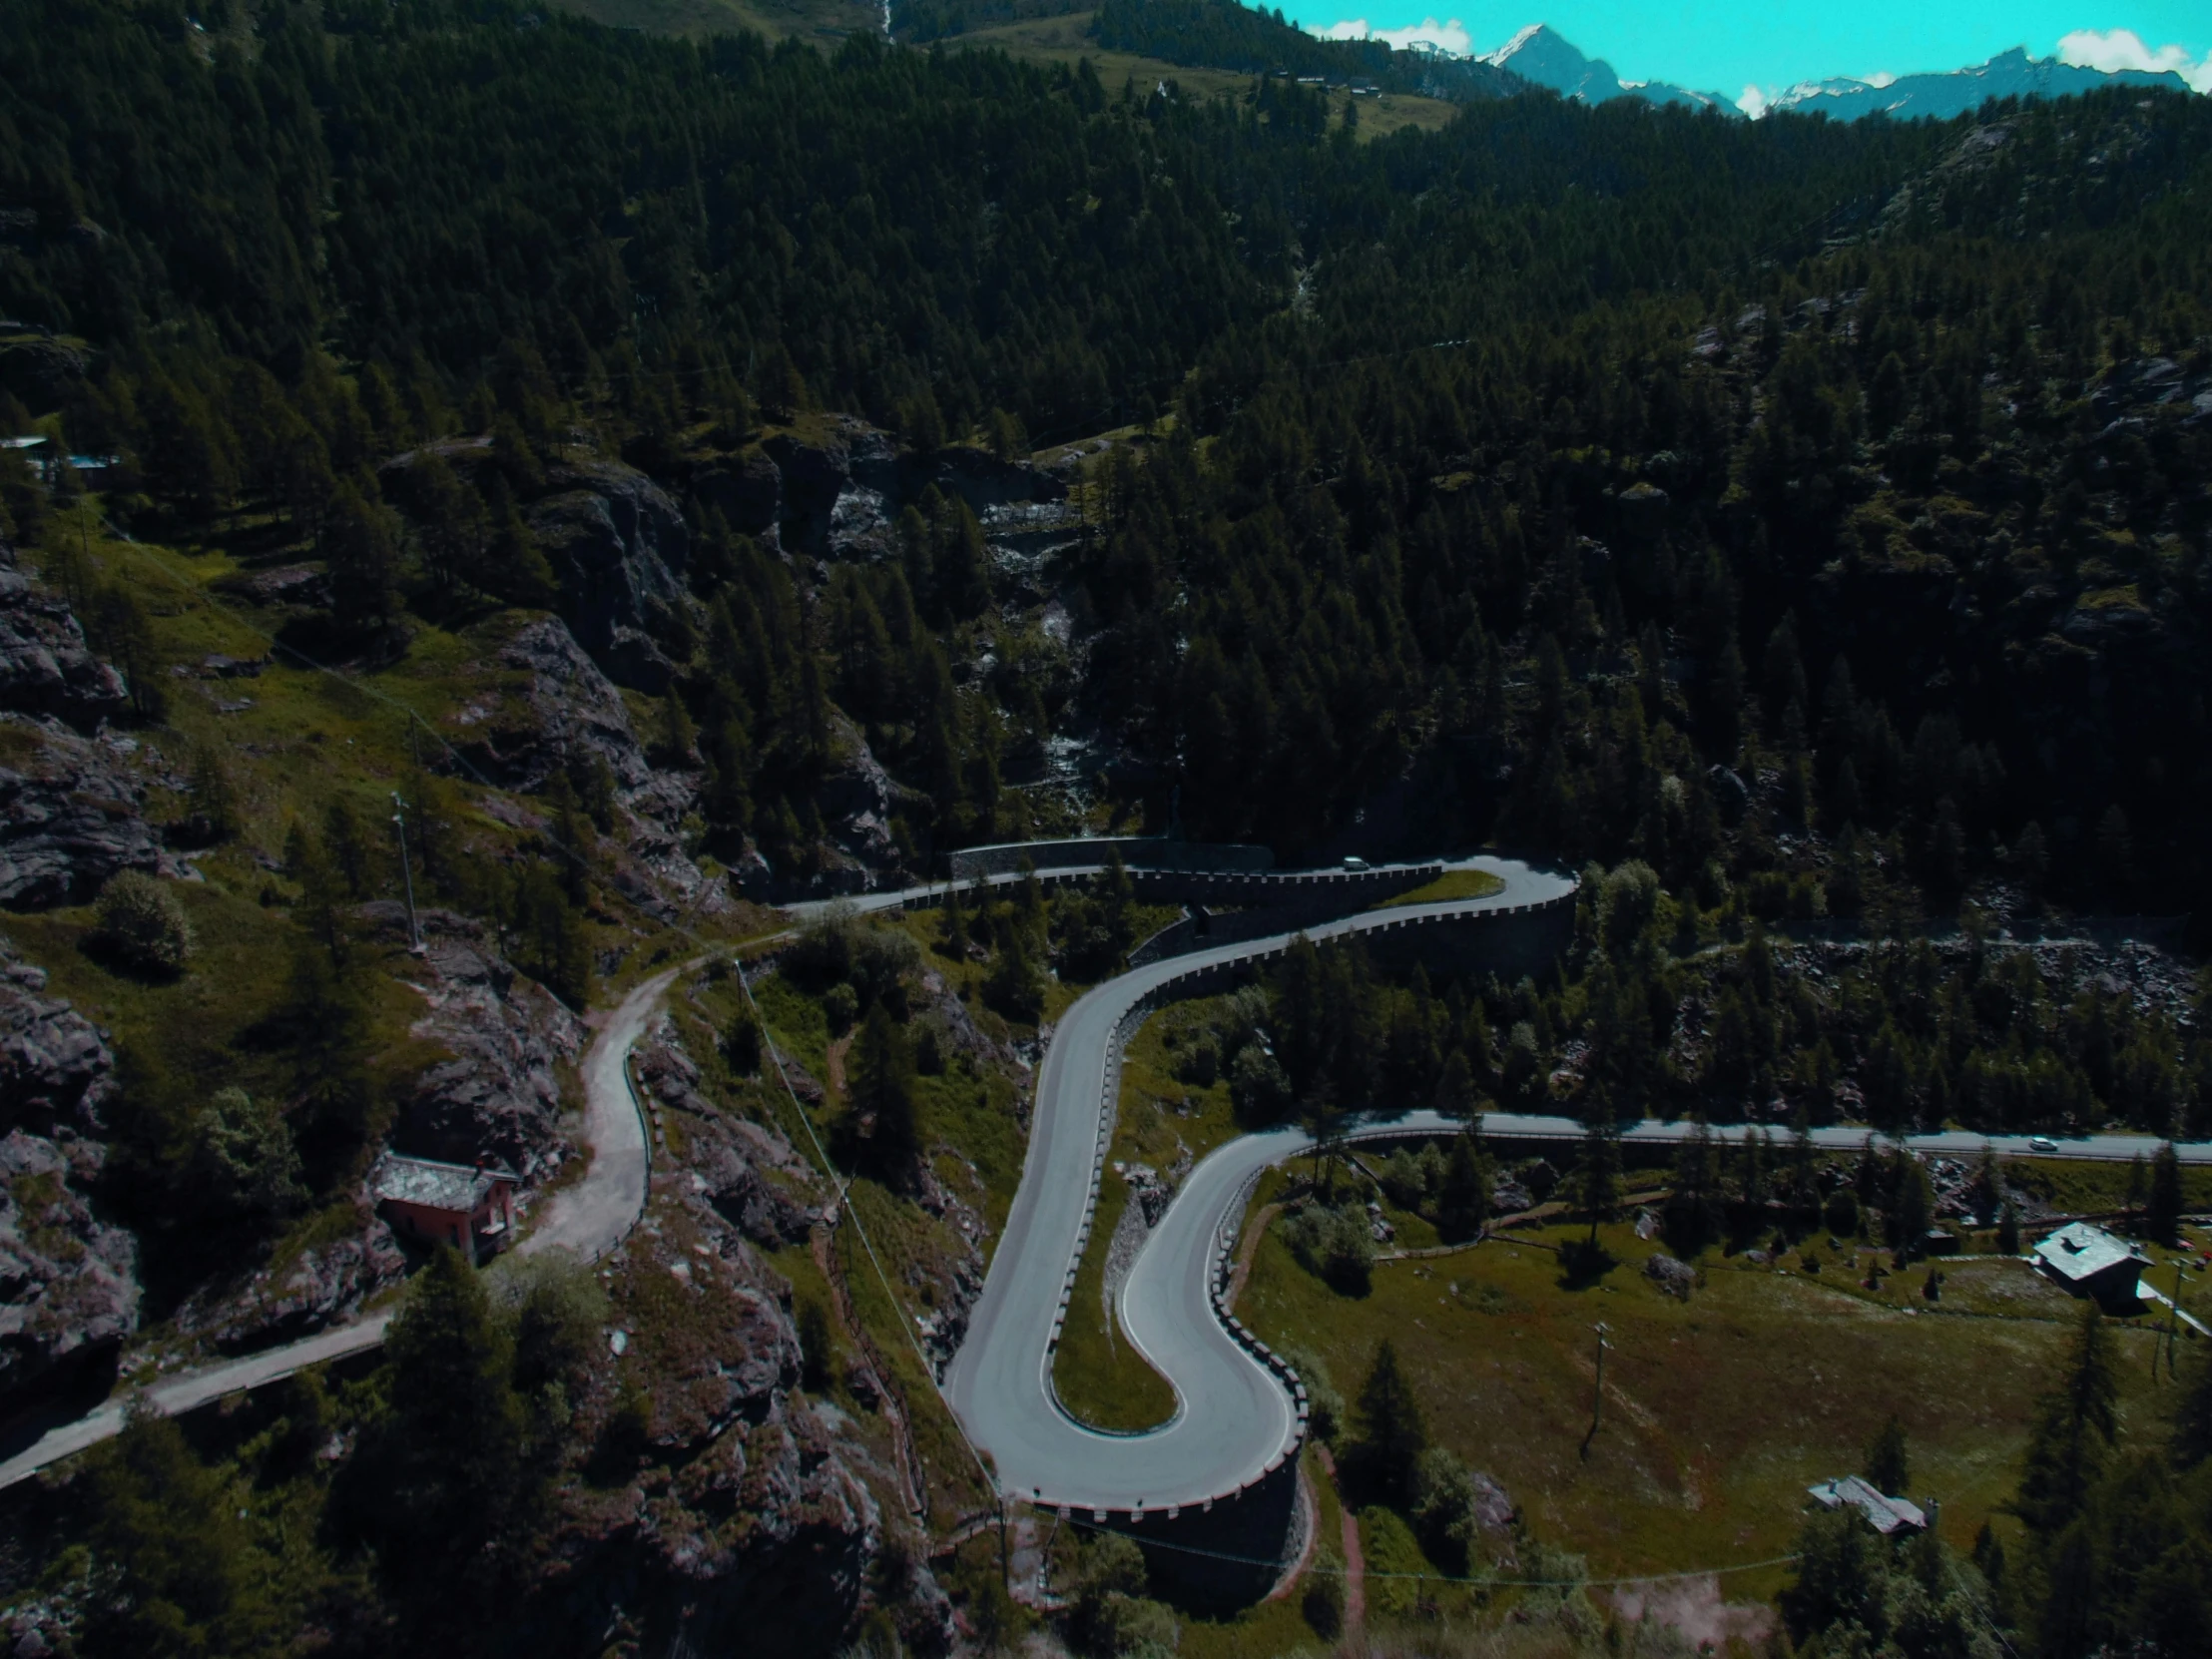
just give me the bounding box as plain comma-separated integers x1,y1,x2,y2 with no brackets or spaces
0,966,672,1491
944,859,2212,1515
943,856,1579,1513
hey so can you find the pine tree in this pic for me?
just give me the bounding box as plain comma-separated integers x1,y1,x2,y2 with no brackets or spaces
1863,1414,1910,1494
845,1002,918,1172
2014,1301,2118,1534
2146,1142,2183,1248
1355,1338,1428,1503
362,1247,524,1575
1436,1133,1490,1244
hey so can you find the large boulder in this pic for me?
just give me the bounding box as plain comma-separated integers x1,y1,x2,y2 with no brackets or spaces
527,460,690,693
0,542,128,729
0,715,165,908
188,1221,406,1356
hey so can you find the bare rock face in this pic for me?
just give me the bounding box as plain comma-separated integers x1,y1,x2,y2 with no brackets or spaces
817,716,911,881
0,544,128,729
397,924,585,1183
527,459,691,694
690,450,783,539
635,1023,824,1248
524,1172,951,1659
0,946,137,1404
0,951,114,1162
463,616,655,797
0,716,165,908
187,1218,406,1356
0,1130,138,1399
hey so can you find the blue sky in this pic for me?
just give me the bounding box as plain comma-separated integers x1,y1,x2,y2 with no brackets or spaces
1298,3,2212,103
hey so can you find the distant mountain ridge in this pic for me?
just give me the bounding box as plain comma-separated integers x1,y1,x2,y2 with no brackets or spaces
1480,24,1734,113
1764,45,2192,120
1431,20,2203,120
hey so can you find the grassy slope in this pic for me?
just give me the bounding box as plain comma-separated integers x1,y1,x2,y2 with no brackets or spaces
1050,994,1247,1429
2,503,773,1359
1378,867,1507,908
1240,1215,2177,1598
552,0,882,42
940,12,1462,141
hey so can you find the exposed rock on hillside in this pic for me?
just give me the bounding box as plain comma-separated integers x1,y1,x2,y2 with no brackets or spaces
465,617,655,797
0,1130,139,1401
634,1019,823,1248
0,946,137,1404
528,1165,951,1658
528,459,691,694
0,950,115,1162
393,916,585,1183
0,543,127,729
690,450,783,539
0,715,164,908
184,1218,405,1356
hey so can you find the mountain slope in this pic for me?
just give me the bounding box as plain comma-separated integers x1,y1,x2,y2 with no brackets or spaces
1769,44,2195,120
1481,22,1736,113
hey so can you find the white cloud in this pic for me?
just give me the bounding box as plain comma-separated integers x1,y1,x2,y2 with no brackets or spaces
1737,83,1772,118
1311,15,1474,55
1864,71,1896,88
2057,27,2212,93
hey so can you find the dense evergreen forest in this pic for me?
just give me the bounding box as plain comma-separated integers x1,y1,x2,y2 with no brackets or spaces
3,3,2212,1647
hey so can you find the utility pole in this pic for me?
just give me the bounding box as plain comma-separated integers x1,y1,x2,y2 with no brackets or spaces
2166,1259,2186,1382
1580,1322,1610,1460
391,792,423,955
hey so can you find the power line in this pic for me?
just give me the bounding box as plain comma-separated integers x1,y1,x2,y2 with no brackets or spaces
67,499,1005,1512
1052,1510,1801,1588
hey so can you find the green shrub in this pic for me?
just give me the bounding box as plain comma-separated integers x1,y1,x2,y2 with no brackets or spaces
93,870,194,976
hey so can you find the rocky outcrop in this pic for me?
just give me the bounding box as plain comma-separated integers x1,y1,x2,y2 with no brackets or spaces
817,716,910,879
465,616,656,796
0,951,115,1162
524,1159,952,1659
0,716,165,909
185,1221,406,1356
0,543,127,729
395,917,586,1184
691,451,784,539
527,459,691,693
0,945,137,1404
635,1022,823,1248
0,1130,138,1400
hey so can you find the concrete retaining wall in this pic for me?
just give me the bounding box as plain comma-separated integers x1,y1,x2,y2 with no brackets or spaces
947,837,1274,881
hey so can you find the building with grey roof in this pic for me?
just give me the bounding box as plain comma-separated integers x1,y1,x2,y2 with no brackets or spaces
2032,1221,2148,1312
1808,1475,1928,1536
372,1153,519,1263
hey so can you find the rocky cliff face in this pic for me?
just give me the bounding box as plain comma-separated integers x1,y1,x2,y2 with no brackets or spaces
0,947,137,1405
395,913,586,1183
0,545,127,731
0,717,166,909
524,1123,951,1659
527,459,692,695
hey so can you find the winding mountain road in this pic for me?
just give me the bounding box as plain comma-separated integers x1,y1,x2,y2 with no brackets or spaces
944,856,1580,1514
0,969,671,1492
945,858,2212,1518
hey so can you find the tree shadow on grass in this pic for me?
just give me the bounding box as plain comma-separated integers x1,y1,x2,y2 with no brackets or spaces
1556,1237,1618,1291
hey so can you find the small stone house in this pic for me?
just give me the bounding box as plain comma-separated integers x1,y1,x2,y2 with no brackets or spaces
372,1154,520,1263
1808,1475,1927,1536
2032,1221,2148,1312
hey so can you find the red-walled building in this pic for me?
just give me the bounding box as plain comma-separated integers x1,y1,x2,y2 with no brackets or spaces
371,1154,519,1263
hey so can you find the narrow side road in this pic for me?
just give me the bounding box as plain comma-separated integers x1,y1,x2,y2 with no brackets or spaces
0,965,676,1491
